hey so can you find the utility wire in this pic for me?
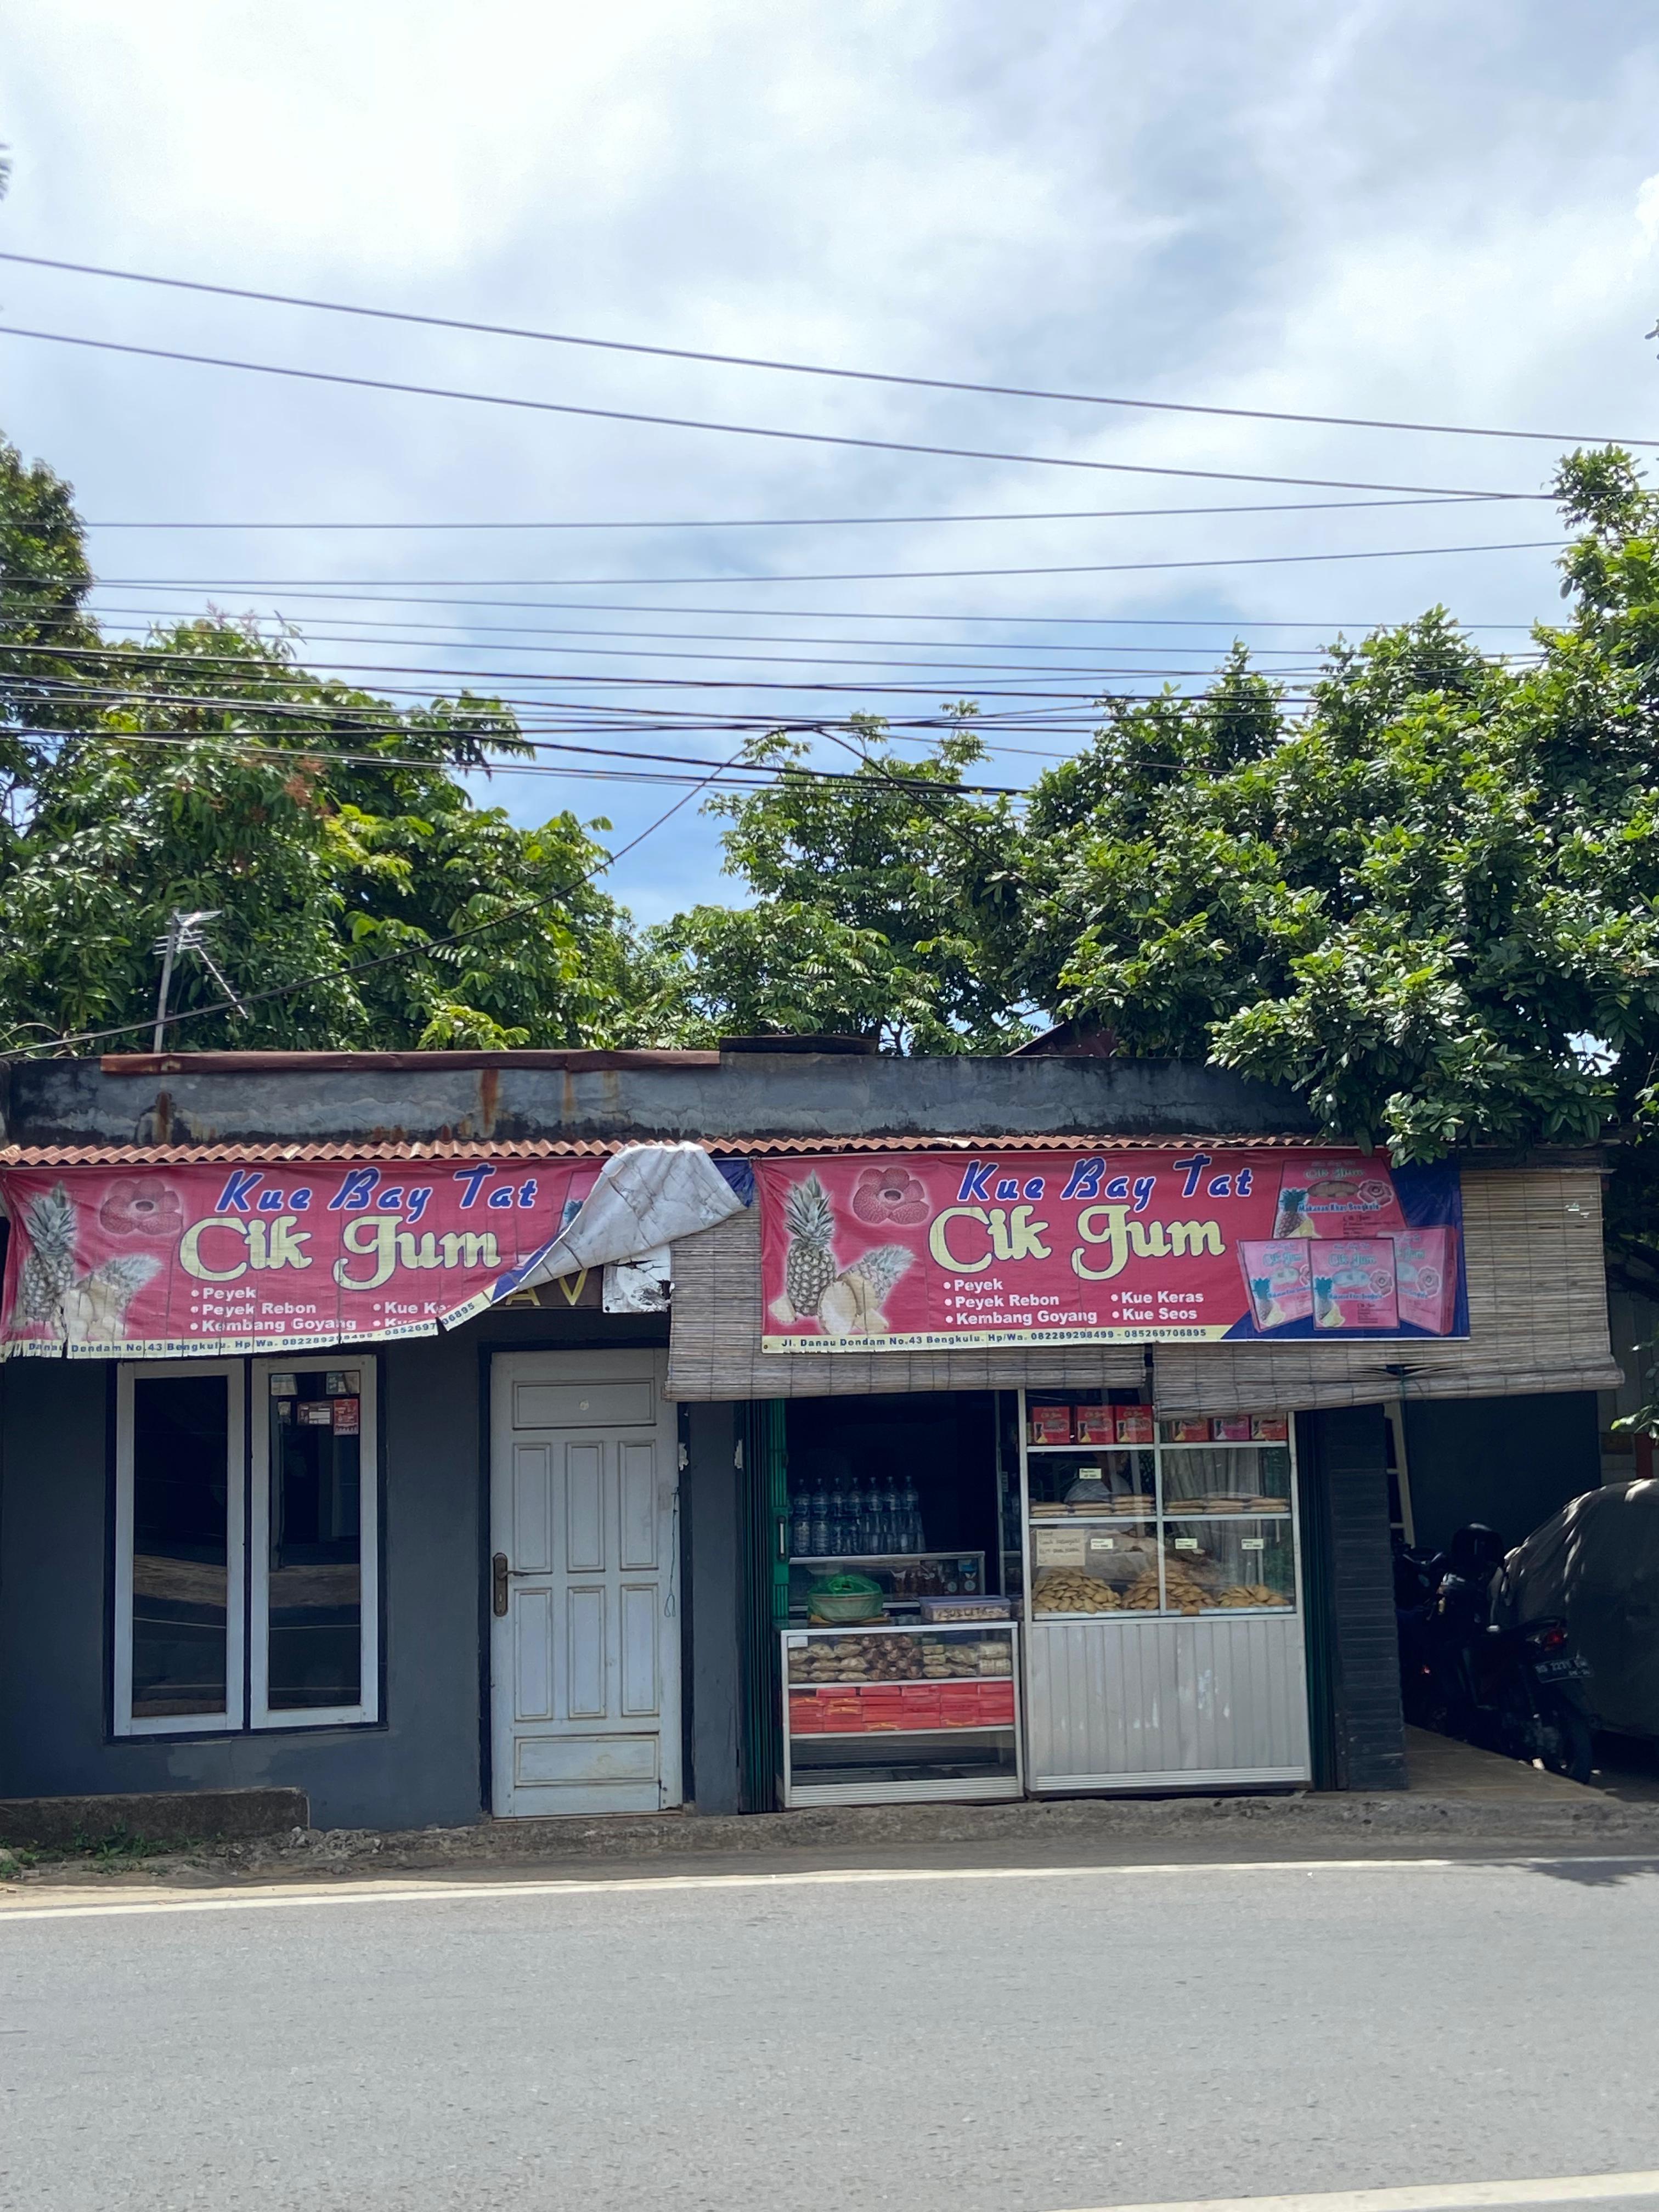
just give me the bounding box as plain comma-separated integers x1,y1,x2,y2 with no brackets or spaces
26,537,1566,589
42,600,1547,656
78,493,1539,529
2,738,761,1062
26,578,1548,631
0,324,1544,501
4,246,1651,450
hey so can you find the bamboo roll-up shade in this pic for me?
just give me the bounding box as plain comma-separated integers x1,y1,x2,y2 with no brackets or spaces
665,1202,1146,1401
1152,1166,1623,1416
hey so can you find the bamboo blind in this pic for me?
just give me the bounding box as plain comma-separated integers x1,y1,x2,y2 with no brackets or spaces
665,1165,1622,1409
1150,1165,1623,1415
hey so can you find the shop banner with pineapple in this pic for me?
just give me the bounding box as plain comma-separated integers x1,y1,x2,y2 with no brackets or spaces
0,1158,610,1358
758,1149,1467,1352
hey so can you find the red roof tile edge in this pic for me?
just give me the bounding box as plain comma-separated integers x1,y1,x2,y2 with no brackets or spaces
0,1132,1335,1169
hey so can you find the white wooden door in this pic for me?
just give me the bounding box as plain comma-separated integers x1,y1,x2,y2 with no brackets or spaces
489,1350,681,1816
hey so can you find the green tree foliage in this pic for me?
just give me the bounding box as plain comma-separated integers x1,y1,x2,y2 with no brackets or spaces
1016,451,1659,1293
0,440,640,1052
646,715,1029,1051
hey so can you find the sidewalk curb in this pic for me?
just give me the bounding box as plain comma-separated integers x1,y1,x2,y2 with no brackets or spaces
204,1787,1659,1878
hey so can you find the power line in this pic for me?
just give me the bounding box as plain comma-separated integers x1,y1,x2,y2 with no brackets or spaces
0,637,1340,687
1,738,763,1063
4,715,1039,791
35,537,1565,590
4,246,1651,450
0,324,1544,501
77,494,1539,529
52,579,1546,631
50,600,1547,658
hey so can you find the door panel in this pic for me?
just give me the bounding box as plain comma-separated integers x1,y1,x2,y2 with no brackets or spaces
619,1442,657,1570
512,1446,552,1573
565,1444,606,1572
619,1585,660,1716
490,1351,681,1816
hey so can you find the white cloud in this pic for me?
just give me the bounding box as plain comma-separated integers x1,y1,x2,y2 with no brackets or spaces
2,0,1658,921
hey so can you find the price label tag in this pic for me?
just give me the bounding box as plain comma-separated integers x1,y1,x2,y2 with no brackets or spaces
1241,1537,1265,1552
1034,1528,1088,1566
1088,1536,1115,1552
785,1633,808,1647
1173,1536,1199,1552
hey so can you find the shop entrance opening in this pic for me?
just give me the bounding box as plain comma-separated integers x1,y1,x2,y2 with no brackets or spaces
488,1350,682,1816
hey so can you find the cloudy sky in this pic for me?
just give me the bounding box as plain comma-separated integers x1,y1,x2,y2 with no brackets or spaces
3,0,1658,922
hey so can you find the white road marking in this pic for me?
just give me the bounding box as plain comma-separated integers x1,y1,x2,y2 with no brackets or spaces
0,1853,1656,1922
1059,2177,1659,2212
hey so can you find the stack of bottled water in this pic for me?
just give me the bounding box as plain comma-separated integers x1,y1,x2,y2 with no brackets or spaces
791,1480,926,1558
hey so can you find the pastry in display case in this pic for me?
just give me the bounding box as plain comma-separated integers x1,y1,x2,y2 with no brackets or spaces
1020,1392,1302,1621
781,1622,1023,1805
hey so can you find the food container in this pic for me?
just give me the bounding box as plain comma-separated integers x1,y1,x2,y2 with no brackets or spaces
807,1579,887,1625
1311,1239,1398,1331
1273,1158,1405,1242
1115,1407,1154,1443
1165,1418,1211,1443
1238,1238,1314,1331
917,1595,1012,1621
1211,1416,1252,1442
1074,1404,1115,1443
1250,1414,1289,1442
1028,1403,1073,1444
1393,1227,1459,1334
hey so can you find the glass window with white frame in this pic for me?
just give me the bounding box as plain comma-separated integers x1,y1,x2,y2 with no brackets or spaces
114,1356,379,1736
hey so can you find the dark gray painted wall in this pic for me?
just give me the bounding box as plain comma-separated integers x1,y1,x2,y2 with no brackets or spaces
3,1052,1317,1150
1298,1404,1407,1792
683,1402,742,1815
1402,1392,1602,1554
0,1308,668,1830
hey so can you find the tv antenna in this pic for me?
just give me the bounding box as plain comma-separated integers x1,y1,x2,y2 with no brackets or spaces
151,909,247,1049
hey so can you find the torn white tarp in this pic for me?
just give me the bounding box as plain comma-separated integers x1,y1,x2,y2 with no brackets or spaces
508,1142,747,1296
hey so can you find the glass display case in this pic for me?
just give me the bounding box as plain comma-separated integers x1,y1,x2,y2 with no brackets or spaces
787,1550,987,1621
781,1622,1023,1806
1023,1393,1299,1619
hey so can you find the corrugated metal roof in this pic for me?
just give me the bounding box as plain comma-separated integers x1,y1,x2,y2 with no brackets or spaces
0,1132,1336,1169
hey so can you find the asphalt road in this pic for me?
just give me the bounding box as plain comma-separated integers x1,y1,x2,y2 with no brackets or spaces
4,1850,1659,2212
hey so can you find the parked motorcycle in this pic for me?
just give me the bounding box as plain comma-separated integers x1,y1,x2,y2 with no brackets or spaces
1394,1524,1594,1784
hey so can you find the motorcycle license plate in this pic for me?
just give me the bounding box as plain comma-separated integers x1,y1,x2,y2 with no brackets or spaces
1533,1655,1590,1682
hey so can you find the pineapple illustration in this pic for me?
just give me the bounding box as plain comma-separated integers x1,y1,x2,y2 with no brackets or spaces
771,1172,915,1335
10,1181,161,1345
782,1174,838,1318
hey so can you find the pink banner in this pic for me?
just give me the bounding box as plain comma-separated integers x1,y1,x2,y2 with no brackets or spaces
0,1160,602,1357
757,1149,1466,1352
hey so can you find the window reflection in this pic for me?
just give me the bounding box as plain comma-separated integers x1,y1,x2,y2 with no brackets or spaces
268,1372,363,1710
131,1375,229,1719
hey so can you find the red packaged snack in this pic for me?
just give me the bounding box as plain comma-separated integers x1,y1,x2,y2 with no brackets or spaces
1166,1418,1211,1443
1211,1417,1252,1442
1238,1239,1314,1331
1393,1227,1459,1335
1028,1403,1073,1444
1250,1415,1289,1442
1115,1407,1154,1444
1273,1158,1404,1242
1311,1240,1399,1330
1074,1404,1115,1444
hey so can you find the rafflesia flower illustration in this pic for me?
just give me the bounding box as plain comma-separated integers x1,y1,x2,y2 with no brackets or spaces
98,1176,185,1239
849,1164,930,1227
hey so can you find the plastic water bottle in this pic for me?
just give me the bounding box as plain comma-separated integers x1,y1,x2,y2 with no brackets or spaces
900,1480,923,1552
860,1485,883,1554
827,1489,848,1555
790,1490,812,1560
808,1487,830,1558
